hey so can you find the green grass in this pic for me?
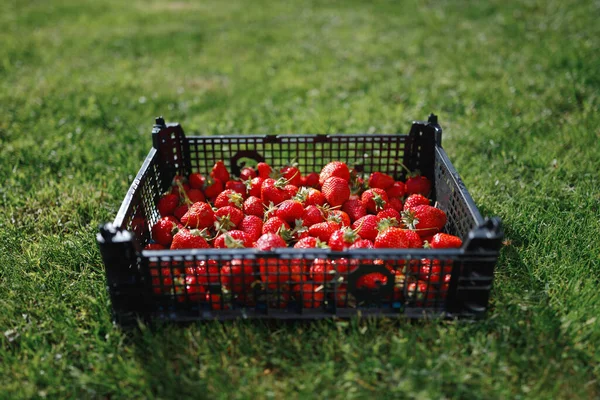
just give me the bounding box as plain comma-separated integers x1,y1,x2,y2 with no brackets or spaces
1,0,599,398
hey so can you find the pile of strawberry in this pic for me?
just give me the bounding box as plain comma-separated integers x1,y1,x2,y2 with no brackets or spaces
145,159,463,309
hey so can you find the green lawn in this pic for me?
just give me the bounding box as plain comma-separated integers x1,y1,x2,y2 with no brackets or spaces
1,0,599,398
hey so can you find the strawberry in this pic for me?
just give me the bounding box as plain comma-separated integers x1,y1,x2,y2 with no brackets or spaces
171,182,190,197
417,263,452,285
302,172,320,188
243,196,264,218
239,166,256,181
328,210,351,227
157,193,179,217
203,177,223,199
214,206,244,231
298,283,325,308
189,173,205,190
144,243,166,250
186,260,220,285
331,284,356,308
386,181,406,199
173,204,189,221
321,176,350,206
342,199,367,223
377,208,401,222
403,194,430,212
356,272,387,290
181,275,206,302
186,188,206,204
206,293,231,310
213,230,254,248
387,198,403,212
374,227,410,249
225,180,247,197
262,216,290,235
405,175,432,197
293,236,328,249
281,165,302,187
151,217,178,247
320,161,350,186
328,226,361,251
180,202,215,229
294,187,325,206
214,189,244,209
351,215,380,242
361,188,388,213
239,215,263,242
368,172,395,190
308,221,340,242
279,219,309,244
257,162,272,179
210,160,230,183
220,259,255,294
406,280,436,306
404,229,424,248
429,233,462,249
349,238,374,249
402,205,447,238
302,205,324,227
309,259,338,283
171,229,210,249
284,184,298,198
261,178,292,206
247,177,264,198
276,200,305,224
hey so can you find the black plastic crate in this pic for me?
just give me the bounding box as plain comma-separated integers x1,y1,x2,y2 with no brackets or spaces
97,114,503,325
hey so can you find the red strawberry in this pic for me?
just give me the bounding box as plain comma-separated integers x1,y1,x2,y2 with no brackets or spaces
374,227,410,248
215,189,244,209
257,162,272,179
279,219,310,244
225,180,247,197
213,230,253,248
405,175,432,197
243,196,264,218
189,260,220,285
403,229,424,248
214,206,244,231
368,172,395,190
308,221,340,242
302,205,324,227
349,238,374,249
276,200,305,224
328,210,351,227
181,275,206,302
298,283,325,308
361,188,388,213
189,173,205,190
342,199,367,223
403,194,430,212
281,165,302,187
144,243,166,250
351,215,380,242
261,178,292,205
386,181,406,199
173,204,189,221
417,263,452,285
319,161,350,185
262,216,290,235
406,280,436,306
220,259,255,294
203,177,223,199
321,176,350,207
302,172,320,188
387,198,403,212
247,177,264,198
356,272,387,289
171,229,210,249
151,217,178,247
377,207,401,222
180,202,215,229
210,160,230,183
284,184,298,198
429,233,462,249
186,188,205,204
239,215,263,242
309,259,337,283
239,166,256,181
402,205,447,238
157,193,179,217
328,227,361,251
294,187,325,206
293,236,328,249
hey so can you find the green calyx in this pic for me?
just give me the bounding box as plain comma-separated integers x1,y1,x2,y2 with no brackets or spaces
401,211,419,230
